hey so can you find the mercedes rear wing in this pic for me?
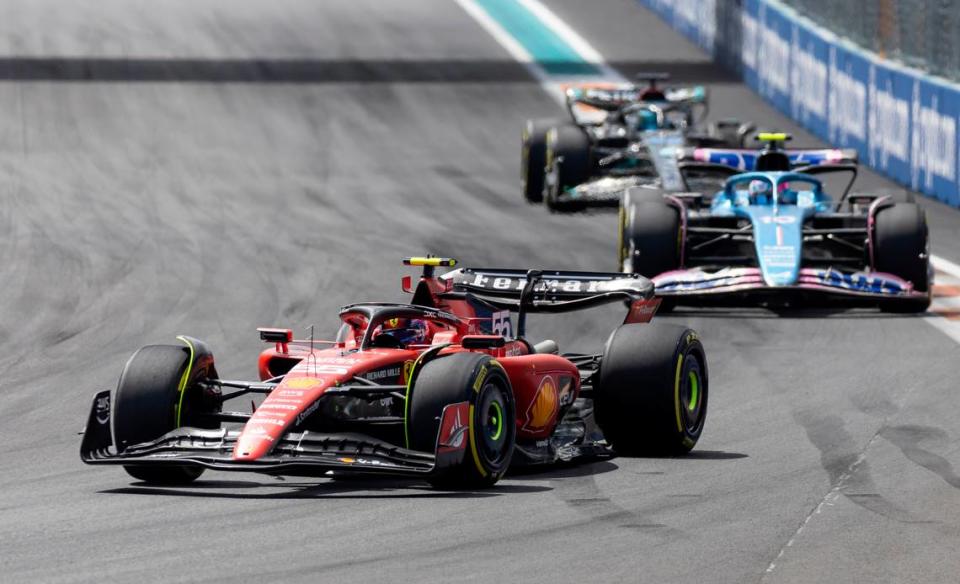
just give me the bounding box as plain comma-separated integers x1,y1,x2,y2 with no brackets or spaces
565,85,707,112
562,75,707,127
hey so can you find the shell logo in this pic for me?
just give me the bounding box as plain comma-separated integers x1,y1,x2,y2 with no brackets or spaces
285,377,323,390
524,376,559,432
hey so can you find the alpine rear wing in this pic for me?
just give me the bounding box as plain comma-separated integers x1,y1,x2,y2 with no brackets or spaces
678,146,858,171
440,268,659,333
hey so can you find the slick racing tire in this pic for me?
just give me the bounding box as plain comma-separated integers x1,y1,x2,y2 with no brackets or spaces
874,202,931,313
522,118,558,204
113,344,215,484
714,120,753,148
843,191,915,212
544,124,591,213
717,125,744,148
408,353,515,489
619,187,681,277
889,190,916,204
596,324,707,455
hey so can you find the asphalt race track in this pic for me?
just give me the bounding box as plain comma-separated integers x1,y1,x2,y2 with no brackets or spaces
1,1,959,583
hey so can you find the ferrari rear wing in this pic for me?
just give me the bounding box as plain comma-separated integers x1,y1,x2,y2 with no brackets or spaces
440,268,658,332
443,268,654,304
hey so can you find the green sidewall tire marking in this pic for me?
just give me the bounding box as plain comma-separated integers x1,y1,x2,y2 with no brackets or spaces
489,398,503,441
687,371,699,411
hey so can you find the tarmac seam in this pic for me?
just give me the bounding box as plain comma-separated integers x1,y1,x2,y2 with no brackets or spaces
760,431,883,580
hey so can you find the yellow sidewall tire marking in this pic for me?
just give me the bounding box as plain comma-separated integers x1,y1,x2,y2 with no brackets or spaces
618,206,626,266
673,353,684,434
467,404,489,477
174,336,196,428
545,129,556,169
403,351,430,449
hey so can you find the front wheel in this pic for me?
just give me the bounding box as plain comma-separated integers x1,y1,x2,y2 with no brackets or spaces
619,187,681,277
408,353,516,488
113,343,218,484
713,119,754,147
874,203,931,313
544,124,591,212
595,324,707,455
522,119,557,204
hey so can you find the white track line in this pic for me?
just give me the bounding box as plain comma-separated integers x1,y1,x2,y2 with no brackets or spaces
513,0,616,71
932,255,960,279
455,0,617,106
452,0,560,104
453,0,536,67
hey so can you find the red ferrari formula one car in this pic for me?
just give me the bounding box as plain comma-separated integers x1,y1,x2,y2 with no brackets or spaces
81,257,708,488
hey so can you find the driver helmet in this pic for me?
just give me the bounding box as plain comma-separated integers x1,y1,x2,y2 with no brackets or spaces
374,318,428,347
747,179,772,204
635,108,660,131
777,182,797,204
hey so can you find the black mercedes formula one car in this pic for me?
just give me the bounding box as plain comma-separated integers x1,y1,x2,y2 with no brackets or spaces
522,73,755,212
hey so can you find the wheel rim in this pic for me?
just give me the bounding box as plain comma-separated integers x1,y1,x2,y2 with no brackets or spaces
687,372,699,412
679,355,705,435
477,382,510,465
487,400,504,441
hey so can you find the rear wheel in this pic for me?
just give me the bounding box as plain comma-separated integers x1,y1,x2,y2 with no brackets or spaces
874,203,931,313
544,124,591,212
522,119,558,204
408,353,515,488
595,324,707,455
689,121,752,148
714,121,746,147
889,191,916,204
619,187,681,277
113,344,217,484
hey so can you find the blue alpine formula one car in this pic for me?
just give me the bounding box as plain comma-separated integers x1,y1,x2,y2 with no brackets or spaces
618,134,931,312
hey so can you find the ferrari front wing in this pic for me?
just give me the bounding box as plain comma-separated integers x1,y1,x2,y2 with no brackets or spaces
80,389,470,477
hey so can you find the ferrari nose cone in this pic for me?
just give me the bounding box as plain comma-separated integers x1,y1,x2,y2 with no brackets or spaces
232,426,278,461
232,375,330,461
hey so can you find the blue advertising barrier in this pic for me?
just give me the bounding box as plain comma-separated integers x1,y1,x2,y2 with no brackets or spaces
637,0,960,208
789,16,829,139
